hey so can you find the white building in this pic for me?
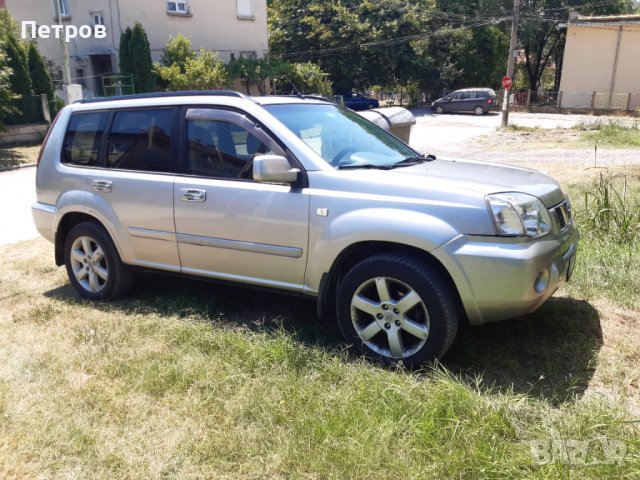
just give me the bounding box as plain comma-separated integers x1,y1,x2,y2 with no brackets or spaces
2,0,268,97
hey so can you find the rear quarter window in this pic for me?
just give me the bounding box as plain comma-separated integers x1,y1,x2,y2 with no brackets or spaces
106,109,173,172
62,112,108,166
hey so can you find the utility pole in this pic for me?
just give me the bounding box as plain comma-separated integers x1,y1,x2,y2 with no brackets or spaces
53,0,72,86
501,0,521,128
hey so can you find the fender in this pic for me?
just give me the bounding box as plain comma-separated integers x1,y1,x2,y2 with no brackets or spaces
304,207,459,293
54,190,130,264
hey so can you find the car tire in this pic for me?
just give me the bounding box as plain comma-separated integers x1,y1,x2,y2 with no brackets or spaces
64,221,133,300
434,105,445,114
336,253,459,368
473,106,485,115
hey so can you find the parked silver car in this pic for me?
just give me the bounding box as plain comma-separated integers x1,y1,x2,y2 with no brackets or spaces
33,91,578,367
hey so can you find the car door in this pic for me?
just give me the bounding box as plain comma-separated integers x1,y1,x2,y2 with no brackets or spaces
173,107,309,292
84,107,181,271
450,92,465,112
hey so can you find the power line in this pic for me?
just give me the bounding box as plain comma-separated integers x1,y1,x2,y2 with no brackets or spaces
273,18,511,59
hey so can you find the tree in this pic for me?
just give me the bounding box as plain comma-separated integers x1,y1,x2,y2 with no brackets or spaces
27,42,54,100
0,41,19,130
269,0,434,91
129,22,154,93
119,27,133,75
288,61,333,96
3,33,32,98
268,0,511,93
160,34,196,73
155,48,227,90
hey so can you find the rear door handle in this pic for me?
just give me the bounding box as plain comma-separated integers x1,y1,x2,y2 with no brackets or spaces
180,188,206,202
91,180,112,192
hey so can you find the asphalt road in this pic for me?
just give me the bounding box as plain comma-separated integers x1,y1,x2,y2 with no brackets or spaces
0,166,38,246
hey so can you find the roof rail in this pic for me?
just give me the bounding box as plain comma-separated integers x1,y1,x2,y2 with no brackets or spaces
79,90,248,104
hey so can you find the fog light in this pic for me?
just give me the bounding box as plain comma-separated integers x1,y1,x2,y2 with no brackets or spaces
534,270,549,294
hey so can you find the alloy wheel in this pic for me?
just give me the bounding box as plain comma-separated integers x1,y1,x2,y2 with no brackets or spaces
69,236,108,293
350,276,430,359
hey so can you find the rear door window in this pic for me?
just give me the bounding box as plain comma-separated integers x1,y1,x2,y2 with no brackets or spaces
62,112,108,166
106,109,174,172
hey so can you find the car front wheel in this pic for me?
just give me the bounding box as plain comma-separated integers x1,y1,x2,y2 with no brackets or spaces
64,221,133,300
336,253,459,368
434,105,445,114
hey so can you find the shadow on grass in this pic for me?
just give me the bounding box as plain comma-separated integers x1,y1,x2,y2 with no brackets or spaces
46,274,601,404
445,297,602,404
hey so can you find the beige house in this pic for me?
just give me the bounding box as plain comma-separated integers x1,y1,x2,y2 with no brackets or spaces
559,14,640,109
3,0,268,97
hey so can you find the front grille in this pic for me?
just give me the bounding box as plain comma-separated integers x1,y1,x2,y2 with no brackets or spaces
551,200,572,230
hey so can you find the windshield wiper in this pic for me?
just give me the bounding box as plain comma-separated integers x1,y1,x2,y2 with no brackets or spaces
337,163,393,170
390,154,436,168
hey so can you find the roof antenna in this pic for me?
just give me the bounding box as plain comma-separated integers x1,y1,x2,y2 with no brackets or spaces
287,78,304,99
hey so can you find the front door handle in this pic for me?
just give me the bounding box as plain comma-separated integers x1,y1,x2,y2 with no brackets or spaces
180,188,206,203
91,179,112,192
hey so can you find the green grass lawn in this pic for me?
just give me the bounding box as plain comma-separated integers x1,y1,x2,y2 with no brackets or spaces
579,123,640,148
1,173,639,479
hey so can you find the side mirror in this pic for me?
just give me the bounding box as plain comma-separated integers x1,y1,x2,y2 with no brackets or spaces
253,155,300,184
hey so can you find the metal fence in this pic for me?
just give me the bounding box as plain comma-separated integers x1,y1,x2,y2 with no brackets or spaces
505,90,640,113
101,74,135,97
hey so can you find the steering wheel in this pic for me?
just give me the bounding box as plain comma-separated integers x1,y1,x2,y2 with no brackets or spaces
238,159,254,180
330,147,357,166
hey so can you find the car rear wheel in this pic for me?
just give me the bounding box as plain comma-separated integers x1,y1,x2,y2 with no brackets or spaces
336,253,459,368
64,221,133,300
434,105,445,114
473,106,485,115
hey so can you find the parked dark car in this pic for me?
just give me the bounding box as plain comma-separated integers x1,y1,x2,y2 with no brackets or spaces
339,92,379,111
431,88,497,115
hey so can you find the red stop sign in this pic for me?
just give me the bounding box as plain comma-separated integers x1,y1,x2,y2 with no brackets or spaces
502,76,513,89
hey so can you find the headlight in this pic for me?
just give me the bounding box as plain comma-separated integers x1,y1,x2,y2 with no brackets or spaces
486,192,552,237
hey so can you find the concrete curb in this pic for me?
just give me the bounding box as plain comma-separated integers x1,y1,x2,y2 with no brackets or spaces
0,163,37,173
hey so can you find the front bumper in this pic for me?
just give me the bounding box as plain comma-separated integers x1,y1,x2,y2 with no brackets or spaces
432,223,578,325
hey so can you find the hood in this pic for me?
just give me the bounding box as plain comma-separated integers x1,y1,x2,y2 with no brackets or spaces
391,157,565,207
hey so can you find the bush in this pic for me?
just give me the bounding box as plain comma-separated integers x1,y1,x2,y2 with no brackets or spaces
155,48,226,91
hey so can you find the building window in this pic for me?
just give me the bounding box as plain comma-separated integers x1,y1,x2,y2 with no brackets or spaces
54,0,71,18
90,11,104,26
75,69,86,88
167,0,189,14
239,51,256,61
237,0,254,19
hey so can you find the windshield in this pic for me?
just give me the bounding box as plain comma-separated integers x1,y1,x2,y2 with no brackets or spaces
264,104,418,168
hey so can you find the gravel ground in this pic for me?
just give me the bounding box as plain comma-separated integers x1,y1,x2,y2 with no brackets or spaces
408,110,640,183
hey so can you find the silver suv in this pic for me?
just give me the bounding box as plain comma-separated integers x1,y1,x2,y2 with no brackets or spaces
33,91,578,367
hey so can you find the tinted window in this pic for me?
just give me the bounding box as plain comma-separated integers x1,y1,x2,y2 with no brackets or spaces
187,119,272,179
107,109,173,172
63,112,108,166
452,92,464,100
462,91,476,99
